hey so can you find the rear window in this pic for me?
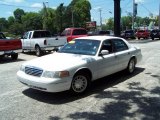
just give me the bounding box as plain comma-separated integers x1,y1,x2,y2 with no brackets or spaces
33,31,51,38
99,31,110,35
72,29,87,35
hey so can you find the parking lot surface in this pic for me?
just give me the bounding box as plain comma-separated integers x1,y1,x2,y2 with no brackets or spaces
0,39,160,120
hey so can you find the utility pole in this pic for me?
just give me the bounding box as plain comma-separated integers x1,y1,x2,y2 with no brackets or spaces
114,0,121,36
72,10,74,27
99,8,102,30
132,0,135,30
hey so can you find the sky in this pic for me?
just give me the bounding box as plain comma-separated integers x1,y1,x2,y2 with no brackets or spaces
0,0,159,25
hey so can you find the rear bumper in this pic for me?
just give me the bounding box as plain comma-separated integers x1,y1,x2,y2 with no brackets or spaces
0,49,22,55
42,46,63,51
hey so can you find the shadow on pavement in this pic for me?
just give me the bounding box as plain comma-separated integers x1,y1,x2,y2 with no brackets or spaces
22,51,53,56
0,57,25,64
22,67,145,105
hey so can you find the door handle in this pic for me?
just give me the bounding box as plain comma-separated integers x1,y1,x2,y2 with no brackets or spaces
128,52,130,55
55,38,58,40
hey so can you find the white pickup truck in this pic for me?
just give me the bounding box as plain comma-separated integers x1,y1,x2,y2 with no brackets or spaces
21,30,67,56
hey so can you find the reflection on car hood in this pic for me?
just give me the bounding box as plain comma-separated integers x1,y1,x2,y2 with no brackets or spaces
23,52,95,71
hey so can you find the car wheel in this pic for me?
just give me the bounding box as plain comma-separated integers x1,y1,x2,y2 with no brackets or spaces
138,37,140,40
11,53,18,60
22,49,25,53
35,46,42,57
127,58,136,74
70,73,90,94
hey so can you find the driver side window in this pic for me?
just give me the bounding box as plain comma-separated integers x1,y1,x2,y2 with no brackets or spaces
101,40,113,54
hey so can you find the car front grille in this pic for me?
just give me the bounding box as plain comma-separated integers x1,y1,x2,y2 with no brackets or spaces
25,66,43,77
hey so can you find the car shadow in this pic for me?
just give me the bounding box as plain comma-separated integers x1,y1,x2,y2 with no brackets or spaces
0,57,25,64
22,67,145,105
22,51,53,56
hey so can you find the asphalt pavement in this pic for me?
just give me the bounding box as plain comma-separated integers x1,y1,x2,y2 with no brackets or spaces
0,39,160,120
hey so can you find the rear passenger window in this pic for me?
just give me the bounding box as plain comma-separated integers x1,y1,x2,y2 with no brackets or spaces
113,39,128,52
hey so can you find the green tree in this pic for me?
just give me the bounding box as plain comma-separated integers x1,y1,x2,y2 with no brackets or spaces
106,18,114,30
22,12,43,31
13,8,25,23
8,22,24,35
40,7,57,34
0,18,8,31
73,0,91,27
8,16,15,26
55,3,66,33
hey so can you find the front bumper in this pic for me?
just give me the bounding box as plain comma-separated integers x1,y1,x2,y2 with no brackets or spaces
17,71,72,92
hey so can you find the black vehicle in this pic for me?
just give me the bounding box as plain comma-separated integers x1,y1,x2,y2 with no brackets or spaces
150,29,160,40
121,30,135,39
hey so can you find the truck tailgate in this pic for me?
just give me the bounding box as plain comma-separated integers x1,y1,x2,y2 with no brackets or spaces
0,39,22,51
46,37,67,46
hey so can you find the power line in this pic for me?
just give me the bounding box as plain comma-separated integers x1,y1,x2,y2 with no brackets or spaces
0,3,42,9
139,2,153,15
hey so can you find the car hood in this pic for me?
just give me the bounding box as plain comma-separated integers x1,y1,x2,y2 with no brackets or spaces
23,52,95,71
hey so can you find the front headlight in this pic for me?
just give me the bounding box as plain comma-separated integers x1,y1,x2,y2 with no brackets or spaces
20,65,25,72
42,71,69,78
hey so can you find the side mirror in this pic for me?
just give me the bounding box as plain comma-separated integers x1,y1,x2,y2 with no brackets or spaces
99,50,109,56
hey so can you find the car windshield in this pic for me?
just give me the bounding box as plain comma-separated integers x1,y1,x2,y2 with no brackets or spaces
58,39,100,56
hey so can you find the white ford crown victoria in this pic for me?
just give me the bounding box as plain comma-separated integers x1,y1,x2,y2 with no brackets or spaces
17,36,142,94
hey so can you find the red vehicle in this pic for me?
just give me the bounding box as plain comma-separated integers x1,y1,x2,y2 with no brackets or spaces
61,28,88,42
0,32,22,60
135,30,150,39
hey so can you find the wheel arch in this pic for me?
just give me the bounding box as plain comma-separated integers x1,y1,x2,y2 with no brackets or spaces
130,56,137,64
73,68,92,81
35,44,40,49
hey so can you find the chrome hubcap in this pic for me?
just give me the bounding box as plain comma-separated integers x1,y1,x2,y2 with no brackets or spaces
72,75,87,93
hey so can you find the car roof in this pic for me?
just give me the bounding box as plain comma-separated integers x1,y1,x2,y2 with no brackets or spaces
75,36,122,41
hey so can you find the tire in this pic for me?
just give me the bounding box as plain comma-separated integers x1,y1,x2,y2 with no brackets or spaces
11,53,18,60
22,49,25,53
151,37,154,40
127,58,136,74
35,46,42,57
138,37,140,40
70,73,90,94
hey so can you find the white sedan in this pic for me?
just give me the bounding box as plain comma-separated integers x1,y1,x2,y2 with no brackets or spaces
17,36,142,94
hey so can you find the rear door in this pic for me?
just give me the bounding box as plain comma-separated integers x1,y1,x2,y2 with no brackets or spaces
112,39,131,71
